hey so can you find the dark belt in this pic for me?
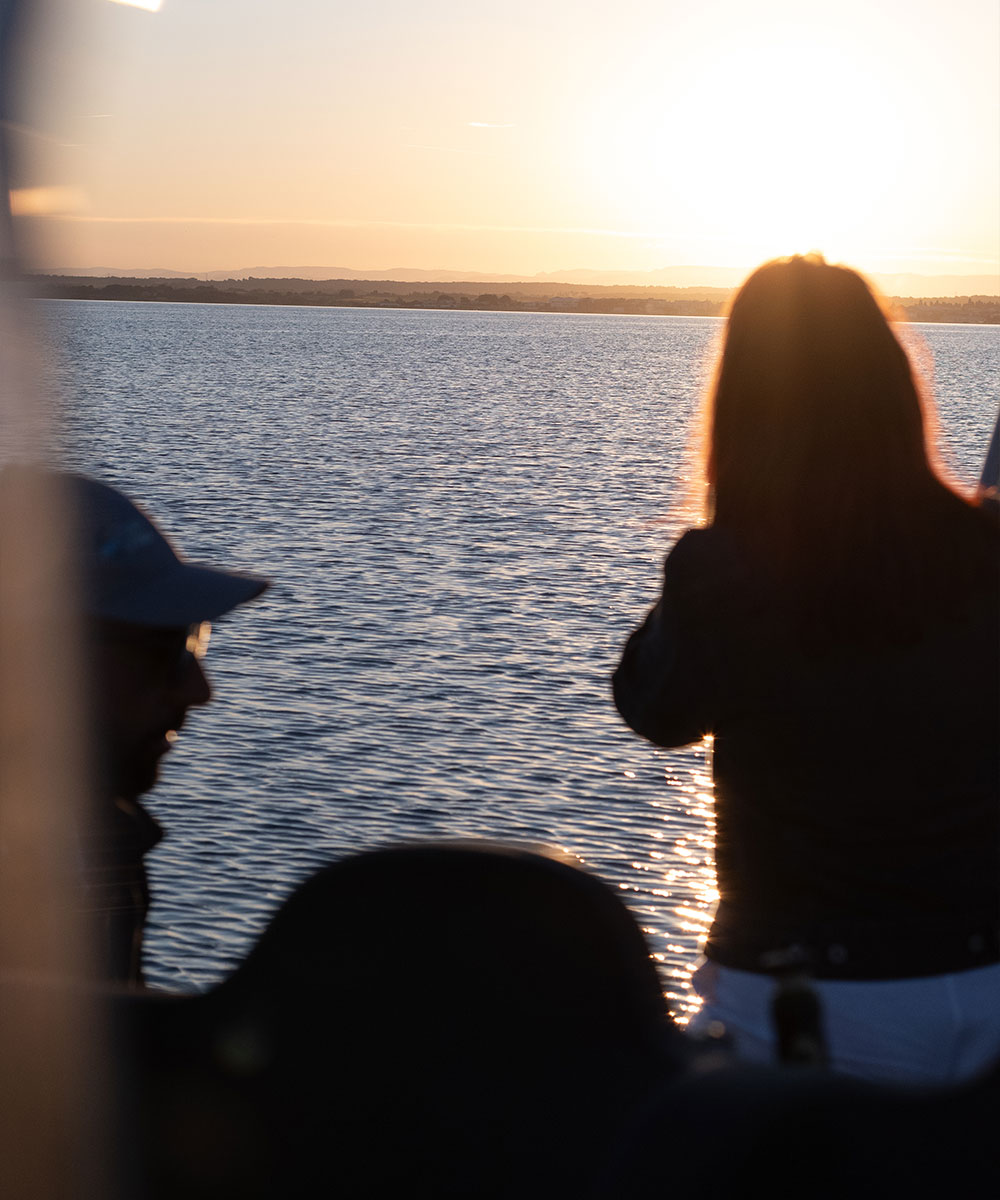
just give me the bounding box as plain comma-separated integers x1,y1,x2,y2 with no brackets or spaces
706,922,1000,981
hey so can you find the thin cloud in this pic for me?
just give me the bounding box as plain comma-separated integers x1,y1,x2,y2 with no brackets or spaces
64,214,651,239
840,247,1000,268
402,143,489,155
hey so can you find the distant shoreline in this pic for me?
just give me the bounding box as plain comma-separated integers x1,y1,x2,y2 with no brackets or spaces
32,275,1000,324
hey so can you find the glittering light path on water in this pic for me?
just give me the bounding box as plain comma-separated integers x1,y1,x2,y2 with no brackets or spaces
48,302,998,1009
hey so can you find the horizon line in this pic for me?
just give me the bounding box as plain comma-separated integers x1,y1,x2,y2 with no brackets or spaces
32,263,1000,284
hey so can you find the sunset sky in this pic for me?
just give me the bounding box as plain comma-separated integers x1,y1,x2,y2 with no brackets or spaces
10,0,1000,282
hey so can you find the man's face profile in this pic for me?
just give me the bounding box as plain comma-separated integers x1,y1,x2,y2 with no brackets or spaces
63,471,267,804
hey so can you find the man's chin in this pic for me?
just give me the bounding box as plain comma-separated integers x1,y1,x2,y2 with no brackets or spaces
112,754,165,802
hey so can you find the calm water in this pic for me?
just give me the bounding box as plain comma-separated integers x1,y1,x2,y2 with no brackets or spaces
44,301,998,1009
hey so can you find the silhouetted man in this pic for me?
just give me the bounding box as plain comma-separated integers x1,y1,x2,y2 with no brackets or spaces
73,475,267,985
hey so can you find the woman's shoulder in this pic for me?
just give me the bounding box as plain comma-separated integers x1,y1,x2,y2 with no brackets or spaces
668,524,747,562
664,526,757,602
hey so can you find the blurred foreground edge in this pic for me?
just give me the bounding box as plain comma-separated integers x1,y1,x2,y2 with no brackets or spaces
1,0,114,1195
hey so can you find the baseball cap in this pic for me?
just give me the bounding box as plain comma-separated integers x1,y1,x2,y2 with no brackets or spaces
70,473,268,627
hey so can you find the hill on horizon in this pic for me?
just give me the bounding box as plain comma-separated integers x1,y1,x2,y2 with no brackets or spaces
38,263,1000,299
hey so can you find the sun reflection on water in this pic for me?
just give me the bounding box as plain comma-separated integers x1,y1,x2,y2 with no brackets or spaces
611,743,719,1026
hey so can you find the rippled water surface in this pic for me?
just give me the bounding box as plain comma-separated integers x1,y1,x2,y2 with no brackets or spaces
46,301,998,1007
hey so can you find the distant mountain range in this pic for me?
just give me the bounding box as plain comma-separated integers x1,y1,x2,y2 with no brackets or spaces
43,264,745,285
39,264,1000,298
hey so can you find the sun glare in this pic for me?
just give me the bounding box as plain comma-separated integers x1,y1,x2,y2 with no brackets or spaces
580,31,916,268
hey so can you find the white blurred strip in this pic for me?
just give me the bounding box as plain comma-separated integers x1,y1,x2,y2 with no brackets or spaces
107,0,162,12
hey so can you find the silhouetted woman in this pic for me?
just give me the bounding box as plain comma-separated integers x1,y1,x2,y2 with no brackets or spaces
613,255,1000,1084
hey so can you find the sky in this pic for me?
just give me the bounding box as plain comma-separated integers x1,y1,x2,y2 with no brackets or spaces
9,0,1000,282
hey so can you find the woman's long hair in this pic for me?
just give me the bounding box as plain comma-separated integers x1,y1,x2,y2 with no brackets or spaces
705,254,997,646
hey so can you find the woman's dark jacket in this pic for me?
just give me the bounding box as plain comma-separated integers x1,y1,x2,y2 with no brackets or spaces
613,526,1000,980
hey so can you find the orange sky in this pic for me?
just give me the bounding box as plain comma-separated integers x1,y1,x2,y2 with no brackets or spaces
10,0,1000,283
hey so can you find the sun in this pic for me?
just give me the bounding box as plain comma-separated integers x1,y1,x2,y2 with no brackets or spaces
576,30,918,269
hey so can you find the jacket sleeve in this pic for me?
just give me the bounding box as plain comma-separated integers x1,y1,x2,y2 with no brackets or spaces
612,529,722,748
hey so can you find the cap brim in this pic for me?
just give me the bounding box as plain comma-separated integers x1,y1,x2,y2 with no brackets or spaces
96,562,269,627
